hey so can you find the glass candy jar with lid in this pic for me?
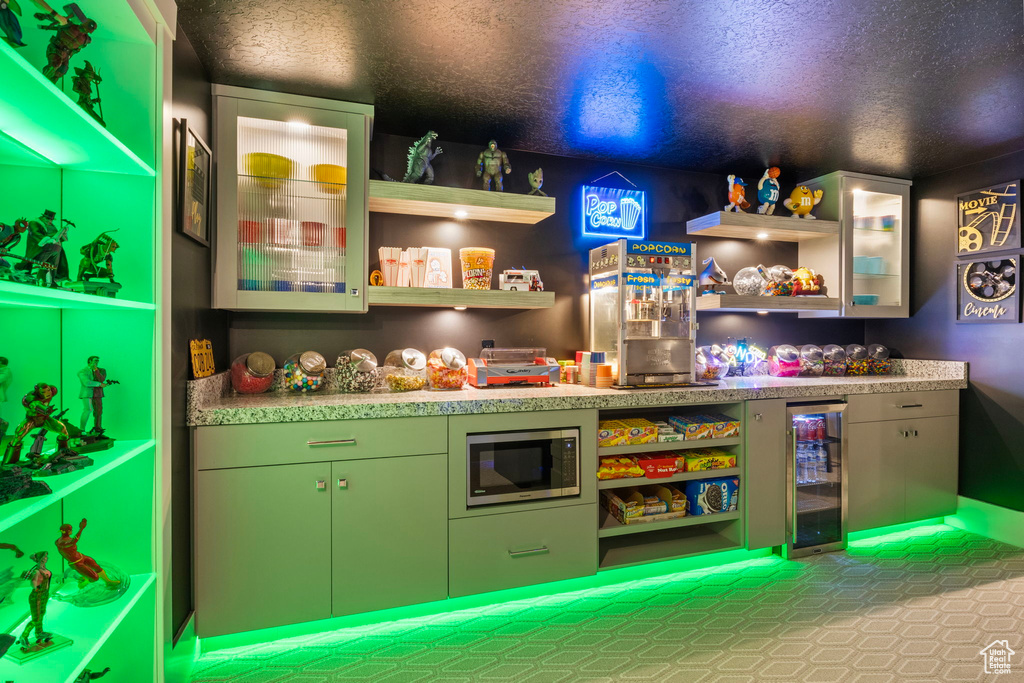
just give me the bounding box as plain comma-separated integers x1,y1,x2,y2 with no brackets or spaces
427,347,468,390
799,345,824,377
867,344,892,375
382,348,427,392
768,345,801,377
336,349,379,393
822,344,847,376
845,344,870,376
283,351,327,392
231,352,275,394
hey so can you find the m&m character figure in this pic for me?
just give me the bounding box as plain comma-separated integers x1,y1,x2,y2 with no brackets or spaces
757,167,781,215
724,175,749,213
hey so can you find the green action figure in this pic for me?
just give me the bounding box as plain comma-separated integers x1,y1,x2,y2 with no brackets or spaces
477,140,511,191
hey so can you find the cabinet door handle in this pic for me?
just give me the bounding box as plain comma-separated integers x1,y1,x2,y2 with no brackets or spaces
508,546,549,558
307,439,357,447
897,404,923,409
913,430,919,437
315,480,326,490
900,431,909,438
338,478,348,490
755,413,763,422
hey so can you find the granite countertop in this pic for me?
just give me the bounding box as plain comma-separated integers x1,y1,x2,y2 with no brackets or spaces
188,360,967,426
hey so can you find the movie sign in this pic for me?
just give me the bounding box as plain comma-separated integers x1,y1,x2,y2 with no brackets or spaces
957,258,1018,324
957,181,1020,257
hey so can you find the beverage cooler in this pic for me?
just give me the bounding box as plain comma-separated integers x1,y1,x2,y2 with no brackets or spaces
785,402,848,557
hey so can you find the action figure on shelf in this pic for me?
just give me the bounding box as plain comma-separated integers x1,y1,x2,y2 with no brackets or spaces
0,0,66,48
378,131,442,184
2,383,75,468
724,175,749,212
527,168,547,196
76,668,111,682
35,2,96,83
783,185,824,219
56,519,120,588
71,60,104,126
69,231,121,297
0,218,36,283
17,551,54,654
14,210,73,287
477,140,511,191
756,167,781,215
0,356,10,440
73,356,117,452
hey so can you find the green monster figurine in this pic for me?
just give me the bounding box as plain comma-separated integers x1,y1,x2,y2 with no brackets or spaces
378,131,442,184
527,168,547,196
71,60,104,126
476,140,511,191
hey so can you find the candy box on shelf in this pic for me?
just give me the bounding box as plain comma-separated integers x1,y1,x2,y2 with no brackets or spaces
678,448,737,472
668,415,713,440
598,420,628,448
683,477,741,515
702,413,741,439
634,453,679,478
654,420,685,443
619,418,658,445
601,488,667,524
639,484,687,514
597,456,644,480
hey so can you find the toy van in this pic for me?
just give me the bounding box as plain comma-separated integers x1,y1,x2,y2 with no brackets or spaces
499,269,543,291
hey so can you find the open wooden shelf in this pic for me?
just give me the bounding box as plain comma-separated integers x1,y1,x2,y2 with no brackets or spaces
598,508,741,538
599,437,740,457
598,467,740,491
368,286,554,309
686,211,838,242
0,280,156,311
696,294,840,313
0,40,154,176
368,180,555,224
598,527,741,570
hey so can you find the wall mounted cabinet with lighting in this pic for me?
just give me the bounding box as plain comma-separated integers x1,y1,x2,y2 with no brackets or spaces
212,85,373,312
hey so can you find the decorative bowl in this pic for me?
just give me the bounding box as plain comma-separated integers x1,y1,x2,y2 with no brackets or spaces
311,164,347,193
244,153,294,189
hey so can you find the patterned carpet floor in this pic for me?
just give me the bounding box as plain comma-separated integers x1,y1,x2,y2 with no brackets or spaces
189,524,1024,682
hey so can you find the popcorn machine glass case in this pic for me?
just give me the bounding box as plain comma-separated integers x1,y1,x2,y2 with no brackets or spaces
589,240,698,386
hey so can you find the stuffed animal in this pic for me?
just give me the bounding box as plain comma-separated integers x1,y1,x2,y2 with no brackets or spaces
783,186,824,219
724,175,749,212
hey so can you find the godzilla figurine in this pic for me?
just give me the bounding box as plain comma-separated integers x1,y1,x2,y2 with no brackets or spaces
379,131,442,184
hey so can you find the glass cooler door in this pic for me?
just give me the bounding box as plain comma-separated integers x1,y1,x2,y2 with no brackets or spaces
786,403,847,558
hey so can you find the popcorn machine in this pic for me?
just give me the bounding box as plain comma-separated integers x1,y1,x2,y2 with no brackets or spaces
589,240,699,386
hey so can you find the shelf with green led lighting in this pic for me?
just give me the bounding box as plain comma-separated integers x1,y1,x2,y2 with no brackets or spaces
0,40,154,177
0,281,155,311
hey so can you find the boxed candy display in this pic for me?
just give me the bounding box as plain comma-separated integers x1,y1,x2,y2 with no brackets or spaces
601,484,688,525
596,456,644,480
598,420,628,447
683,477,741,515
634,453,678,478
654,420,685,443
667,415,713,440
678,448,737,472
703,413,741,439
639,484,687,513
619,418,658,445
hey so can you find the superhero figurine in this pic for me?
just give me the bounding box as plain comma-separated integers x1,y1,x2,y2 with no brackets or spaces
17,551,53,653
724,175,749,212
476,140,511,191
2,383,77,469
757,167,781,215
74,355,118,452
71,60,103,126
0,0,66,48
14,210,73,287
56,519,120,588
0,218,31,282
69,231,122,298
36,2,96,83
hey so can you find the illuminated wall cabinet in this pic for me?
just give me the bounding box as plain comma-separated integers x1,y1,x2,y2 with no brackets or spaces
212,86,373,312
798,171,912,318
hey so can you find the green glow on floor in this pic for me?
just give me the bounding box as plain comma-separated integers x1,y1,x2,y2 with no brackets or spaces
847,518,947,545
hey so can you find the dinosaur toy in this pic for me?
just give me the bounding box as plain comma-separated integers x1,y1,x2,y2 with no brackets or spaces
757,167,781,214
783,186,824,219
724,175,749,212
379,131,442,184
527,168,546,196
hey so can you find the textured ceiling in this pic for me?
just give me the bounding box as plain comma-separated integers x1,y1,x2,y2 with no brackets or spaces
177,0,1024,178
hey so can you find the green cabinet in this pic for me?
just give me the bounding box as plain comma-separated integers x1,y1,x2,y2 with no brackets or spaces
332,455,448,616
847,422,907,532
744,399,787,550
904,416,958,521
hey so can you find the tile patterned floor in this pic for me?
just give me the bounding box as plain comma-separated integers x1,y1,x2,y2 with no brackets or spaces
190,524,1024,682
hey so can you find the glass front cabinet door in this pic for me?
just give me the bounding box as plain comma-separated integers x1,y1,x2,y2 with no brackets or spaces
799,171,911,319
212,85,373,312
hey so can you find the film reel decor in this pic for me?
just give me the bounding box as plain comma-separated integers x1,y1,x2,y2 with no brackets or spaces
957,257,1018,323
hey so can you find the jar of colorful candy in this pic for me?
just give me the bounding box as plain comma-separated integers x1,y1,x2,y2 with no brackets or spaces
845,344,870,376
230,352,275,394
336,349,379,393
768,345,801,377
799,345,824,377
867,344,892,375
822,344,847,376
427,348,468,390
283,351,327,392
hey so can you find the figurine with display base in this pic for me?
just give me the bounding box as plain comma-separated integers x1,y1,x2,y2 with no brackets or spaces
3,383,93,478
756,167,781,215
72,60,104,126
7,550,75,665
69,231,121,298
76,667,111,682
73,355,117,453
14,210,73,288
0,218,54,285
477,140,511,191
54,519,129,608
527,168,547,196
724,175,749,212
36,2,96,83
0,384,58,505
699,257,730,294
378,131,442,184
783,185,824,219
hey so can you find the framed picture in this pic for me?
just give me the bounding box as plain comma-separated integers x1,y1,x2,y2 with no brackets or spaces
956,257,1018,323
956,180,1019,257
177,119,212,247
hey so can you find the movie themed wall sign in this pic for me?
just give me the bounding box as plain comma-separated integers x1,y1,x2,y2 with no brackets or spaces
956,181,1019,257
581,185,647,239
956,257,1018,324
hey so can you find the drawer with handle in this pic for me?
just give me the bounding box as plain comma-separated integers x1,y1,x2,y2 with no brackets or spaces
846,390,958,424
195,416,446,470
448,503,596,597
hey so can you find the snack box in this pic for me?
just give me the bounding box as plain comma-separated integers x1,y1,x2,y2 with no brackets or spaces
701,413,741,439
639,484,687,513
654,420,686,443
598,420,628,448
683,477,740,515
602,486,687,526
634,452,678,478
678,448,737,472
619,418,658,445
667,415,714,441
597,456,644,480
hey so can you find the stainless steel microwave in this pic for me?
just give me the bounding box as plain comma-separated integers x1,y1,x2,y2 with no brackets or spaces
466,428,580,507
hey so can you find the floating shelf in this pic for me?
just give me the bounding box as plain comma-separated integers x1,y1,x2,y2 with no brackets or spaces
0,440,155,535
598,438,741,457
0,281,156,311
598,468,741,490
696,294,840,313
686,211,839,242
368,286,554,309
599,509,741,538
368,180,555,224
0,40,155,176
0,573,155,683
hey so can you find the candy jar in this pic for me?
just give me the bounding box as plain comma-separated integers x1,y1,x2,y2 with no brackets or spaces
230,352,275,394
732,267,766,296
695,351,708,381
697,346,729,380
427,348,469,390
799,345,824,376
336,349,379,393
382,348,427,392
845,344,869,376
283,351,327,392
768,345,801,377
822,344,847,376
867,344,892,375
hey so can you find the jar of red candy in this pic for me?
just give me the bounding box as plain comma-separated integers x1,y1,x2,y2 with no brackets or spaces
799,345,824,377
845,344,870,376
867,344,892,375
230,352,275,394
768,345,801,377
427,348,468,390
822,344,847,376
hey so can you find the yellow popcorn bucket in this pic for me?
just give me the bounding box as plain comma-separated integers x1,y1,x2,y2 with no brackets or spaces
459,247,495,290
